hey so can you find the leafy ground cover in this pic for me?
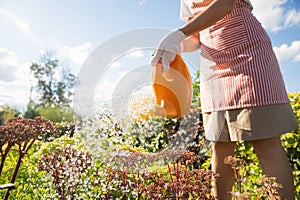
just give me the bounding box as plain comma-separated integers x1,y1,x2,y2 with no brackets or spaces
0,93,299,199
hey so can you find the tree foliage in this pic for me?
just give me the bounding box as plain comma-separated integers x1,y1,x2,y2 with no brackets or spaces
29,51,77,108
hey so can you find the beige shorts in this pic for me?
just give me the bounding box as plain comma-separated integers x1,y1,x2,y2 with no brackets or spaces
203,103,298,142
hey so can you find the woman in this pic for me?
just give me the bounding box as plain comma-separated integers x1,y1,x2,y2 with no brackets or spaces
150,0,298,199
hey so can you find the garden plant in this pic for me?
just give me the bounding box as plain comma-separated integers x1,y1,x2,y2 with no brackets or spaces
0,72,299,199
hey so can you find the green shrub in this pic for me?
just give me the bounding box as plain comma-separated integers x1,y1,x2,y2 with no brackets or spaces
0,105,20,125
37,105,80,123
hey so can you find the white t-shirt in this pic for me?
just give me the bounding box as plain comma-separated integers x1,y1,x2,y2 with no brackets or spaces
180,0,253,21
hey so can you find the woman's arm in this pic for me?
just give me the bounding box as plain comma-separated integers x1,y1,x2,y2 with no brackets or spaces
179,0,238,36
182,33,200,52
150,0,237,69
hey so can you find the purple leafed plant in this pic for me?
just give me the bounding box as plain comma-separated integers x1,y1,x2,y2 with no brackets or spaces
0,117,57,200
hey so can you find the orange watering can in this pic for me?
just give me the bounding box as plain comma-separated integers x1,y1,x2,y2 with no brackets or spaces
152,55,193,118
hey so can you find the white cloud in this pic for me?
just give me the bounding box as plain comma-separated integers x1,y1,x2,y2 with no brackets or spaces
0,8,30,33
63,43,92,65
0,49,31,107
284,9,300,28
0,79,30,105
126,47,144,58
110,61,121,69
273,40,300,63
15,20,30,32
293,54,300,62
59,42,92,74
251,0,300,32
139,0,147,5
0,48,19,82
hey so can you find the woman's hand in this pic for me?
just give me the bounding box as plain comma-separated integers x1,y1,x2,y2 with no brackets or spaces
150,29,186,72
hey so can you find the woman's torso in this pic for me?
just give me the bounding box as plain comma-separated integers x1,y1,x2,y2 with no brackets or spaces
182,0,290,112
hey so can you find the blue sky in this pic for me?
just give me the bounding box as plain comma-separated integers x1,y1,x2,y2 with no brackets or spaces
0,0,300,111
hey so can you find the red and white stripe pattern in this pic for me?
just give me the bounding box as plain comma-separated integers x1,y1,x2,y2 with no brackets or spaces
186,0,290,112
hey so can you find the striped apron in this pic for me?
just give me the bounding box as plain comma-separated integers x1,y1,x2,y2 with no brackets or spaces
187,0,290,112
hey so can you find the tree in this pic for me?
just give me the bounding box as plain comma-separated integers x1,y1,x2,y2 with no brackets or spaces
24,51,80,122
23,102,39,119
29,51,77,108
